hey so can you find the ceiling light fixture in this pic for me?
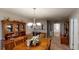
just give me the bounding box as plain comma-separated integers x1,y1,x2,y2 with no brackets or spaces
27,8,42,28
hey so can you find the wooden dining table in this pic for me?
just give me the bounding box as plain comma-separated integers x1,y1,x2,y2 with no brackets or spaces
13,38,51,50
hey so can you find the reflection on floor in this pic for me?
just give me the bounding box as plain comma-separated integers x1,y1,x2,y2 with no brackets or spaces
50,37,70,50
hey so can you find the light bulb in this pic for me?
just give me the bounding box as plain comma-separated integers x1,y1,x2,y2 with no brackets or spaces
36,22,41,26
27,22,33,26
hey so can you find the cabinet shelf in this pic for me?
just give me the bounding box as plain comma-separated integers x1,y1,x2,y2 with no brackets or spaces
2,19,26,40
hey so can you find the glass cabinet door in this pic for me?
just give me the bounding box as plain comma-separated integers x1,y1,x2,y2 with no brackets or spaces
20,24,25,31
7,24,13,32
15,24,19,32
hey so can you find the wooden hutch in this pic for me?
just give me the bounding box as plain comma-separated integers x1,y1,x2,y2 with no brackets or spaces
61,20,69,46
1,19,26,49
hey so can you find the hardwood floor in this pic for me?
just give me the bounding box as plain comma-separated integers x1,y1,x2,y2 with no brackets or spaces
50,37,70,50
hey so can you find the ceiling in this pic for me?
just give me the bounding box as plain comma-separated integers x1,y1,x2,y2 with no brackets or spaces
0,8,77,20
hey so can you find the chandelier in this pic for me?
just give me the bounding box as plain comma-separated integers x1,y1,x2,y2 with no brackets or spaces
27,8,41,28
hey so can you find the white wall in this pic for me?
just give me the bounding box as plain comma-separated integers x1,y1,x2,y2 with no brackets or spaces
74,17,79,49
0,22,2,49
69,9,79,50
69,17,74,49
69,17,79,50
0,17,4,49
74,9,79,50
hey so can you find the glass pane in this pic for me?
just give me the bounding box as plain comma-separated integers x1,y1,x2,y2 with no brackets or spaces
7,24,13,32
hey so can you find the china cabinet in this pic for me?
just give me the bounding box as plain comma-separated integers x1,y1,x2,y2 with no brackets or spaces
1,19,26,49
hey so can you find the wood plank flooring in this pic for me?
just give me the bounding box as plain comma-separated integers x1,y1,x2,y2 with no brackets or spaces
50,37,70,50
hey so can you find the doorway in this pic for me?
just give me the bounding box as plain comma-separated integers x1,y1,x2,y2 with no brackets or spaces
53,23,60,44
